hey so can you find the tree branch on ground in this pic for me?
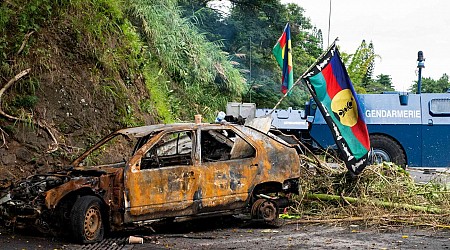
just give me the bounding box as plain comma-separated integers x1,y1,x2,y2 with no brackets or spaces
0,127,8,149
17,31,35,55
0,68,59,152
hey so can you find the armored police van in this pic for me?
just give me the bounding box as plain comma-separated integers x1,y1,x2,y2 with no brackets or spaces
228,92,450,169
310,92,450,168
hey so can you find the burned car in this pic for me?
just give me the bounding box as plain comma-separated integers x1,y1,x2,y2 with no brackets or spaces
0,122,302,243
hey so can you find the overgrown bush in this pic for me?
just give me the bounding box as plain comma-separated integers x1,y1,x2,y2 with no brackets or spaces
128,0,246,120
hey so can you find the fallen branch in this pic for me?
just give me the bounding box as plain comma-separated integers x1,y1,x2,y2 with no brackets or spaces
0,127,8,149
340,191,353,206
0,68,59,152
17,31,35,55
286,216,373,224
305,193,444,214
391,219,450,229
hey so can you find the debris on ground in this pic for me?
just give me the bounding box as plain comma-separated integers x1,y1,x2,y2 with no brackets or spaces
287,154,450,228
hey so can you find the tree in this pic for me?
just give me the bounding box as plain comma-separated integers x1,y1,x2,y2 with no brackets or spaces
409,74,450,93
178,0,323,109
342,40,380,93
363,74,395,93
375,74,394,89
362,41,375,85
224,1,323,108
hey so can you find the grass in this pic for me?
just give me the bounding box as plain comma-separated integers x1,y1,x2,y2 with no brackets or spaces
128,0,246,120
2,0,247,126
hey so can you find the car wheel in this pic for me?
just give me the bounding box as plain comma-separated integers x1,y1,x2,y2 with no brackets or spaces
251,198,283,227
70,196,105,244
370,134,406,168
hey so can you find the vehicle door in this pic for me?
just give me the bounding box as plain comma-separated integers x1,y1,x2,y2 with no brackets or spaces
124,130,201,221
198,127,258,212
421,94,450,167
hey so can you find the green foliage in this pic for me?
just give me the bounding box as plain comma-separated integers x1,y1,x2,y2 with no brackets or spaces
339,40,397,94
362,74,395,94
11,95,39,109
0,0,179,131
179,1,323,109
2,124,15,134
58,0,177,124
375,74,395,89
128,0,245,120
409,73,450,93
295,162,450,219
362,41,375,84
3,77,40,116
141,62,175,123
118,104,142,127
342,40,380,91
0,0,56,61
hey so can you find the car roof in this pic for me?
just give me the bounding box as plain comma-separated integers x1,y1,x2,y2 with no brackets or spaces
115,123,238,138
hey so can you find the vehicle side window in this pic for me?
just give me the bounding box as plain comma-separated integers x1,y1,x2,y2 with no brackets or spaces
429,98,450,116
201,129,255,163
141,131,193,169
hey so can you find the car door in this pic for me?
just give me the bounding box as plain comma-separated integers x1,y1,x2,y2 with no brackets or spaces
124,130,201,222
198,127,258,212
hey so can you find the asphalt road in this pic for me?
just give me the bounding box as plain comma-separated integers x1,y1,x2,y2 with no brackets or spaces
408,167,450,184
2,218,450,250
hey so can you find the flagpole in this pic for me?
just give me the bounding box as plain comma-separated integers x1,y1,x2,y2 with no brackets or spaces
268,78,301,115
269,37,339,115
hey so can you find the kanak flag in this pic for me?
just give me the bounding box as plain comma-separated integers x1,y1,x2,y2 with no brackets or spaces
272,23,293,95
303,43,370,175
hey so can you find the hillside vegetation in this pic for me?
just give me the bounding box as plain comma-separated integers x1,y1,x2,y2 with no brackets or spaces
2,0,450,231
0,0,245,180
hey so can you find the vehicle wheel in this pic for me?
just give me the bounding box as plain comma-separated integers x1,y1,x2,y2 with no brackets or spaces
70,196,105,244
251,198,282,227
251,198,265,219
370,134,406,168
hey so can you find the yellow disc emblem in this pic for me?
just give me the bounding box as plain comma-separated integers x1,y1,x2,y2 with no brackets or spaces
331,89,358,127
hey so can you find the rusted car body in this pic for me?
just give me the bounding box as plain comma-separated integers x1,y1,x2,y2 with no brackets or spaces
0,122,302,243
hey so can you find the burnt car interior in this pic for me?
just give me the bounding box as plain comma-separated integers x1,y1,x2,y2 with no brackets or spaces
137,128,256,169
201,129,255,162
141,131,193,169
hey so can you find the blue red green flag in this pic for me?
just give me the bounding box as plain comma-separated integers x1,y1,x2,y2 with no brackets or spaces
272,23,293,94
302,44,370,175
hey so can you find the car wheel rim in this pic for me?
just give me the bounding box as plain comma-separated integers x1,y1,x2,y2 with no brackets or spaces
251,199,265,219
259,201,277,222
372,148,391,164
84,206,101,240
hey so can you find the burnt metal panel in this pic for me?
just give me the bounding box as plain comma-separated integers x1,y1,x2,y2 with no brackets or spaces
123,123,301,223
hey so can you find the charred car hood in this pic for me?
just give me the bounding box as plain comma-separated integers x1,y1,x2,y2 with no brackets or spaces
0,167,115,206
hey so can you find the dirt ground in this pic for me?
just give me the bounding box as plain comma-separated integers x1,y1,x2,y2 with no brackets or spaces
1,216,450,250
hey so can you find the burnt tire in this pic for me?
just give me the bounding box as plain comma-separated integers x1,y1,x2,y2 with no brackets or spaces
251,199,283,227
70,196,105,244
370,134,406,168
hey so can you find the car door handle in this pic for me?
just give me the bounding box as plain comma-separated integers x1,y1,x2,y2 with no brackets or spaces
250,164,258,167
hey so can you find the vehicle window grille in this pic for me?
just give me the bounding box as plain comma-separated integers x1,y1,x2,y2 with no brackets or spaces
429,98,450,115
